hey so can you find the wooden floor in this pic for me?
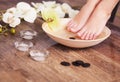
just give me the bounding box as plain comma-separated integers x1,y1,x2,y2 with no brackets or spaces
0,0,120,82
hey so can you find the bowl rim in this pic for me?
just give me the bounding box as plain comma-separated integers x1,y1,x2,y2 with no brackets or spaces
42,20,111,42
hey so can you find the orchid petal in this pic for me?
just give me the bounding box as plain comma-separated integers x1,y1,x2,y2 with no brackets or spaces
54,5,65,18
2,12,13,23
61,3,72,13
17,2,31,12
42,1,56,8
24,8,37,23
9,17,21,27
68,9,79,18
6,7,16,14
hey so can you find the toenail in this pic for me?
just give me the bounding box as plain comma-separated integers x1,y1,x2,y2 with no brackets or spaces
77,33,81,37
71,28,75,31
71,28,77,32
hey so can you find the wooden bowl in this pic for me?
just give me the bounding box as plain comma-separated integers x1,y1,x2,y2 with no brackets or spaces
42,18,111,48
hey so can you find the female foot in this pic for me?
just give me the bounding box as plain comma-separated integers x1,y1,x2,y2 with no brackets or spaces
77,6,110,40
67,0,119,40
77,0,119,40
67,0,100,33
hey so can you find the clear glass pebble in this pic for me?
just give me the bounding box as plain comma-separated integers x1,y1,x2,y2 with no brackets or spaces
20,30,37,40
14,40,33,51
29,49,49,61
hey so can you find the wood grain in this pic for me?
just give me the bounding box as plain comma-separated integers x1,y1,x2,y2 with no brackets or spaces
0,0,120,82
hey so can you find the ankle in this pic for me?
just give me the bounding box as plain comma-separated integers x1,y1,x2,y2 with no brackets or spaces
96,6,111,19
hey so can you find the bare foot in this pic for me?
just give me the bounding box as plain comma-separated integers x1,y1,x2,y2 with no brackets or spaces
67,0,119,40
77,5,111,40
67,0,100,33
76,0,119,40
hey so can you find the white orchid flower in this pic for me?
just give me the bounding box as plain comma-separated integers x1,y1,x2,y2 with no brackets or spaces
42,1,56,8
6,7,16,14
31,2,45,13
31,2,40,8
68,9,79,18
54,5,65,18
2,12,21,27
6,7,22,18
16,2,37,23
61,3,79,18
61,3,72,13
16,2,32,18
2,12,14,24
24,8,37,23
2,2,38,27
9,17,21,27
16,2,31,12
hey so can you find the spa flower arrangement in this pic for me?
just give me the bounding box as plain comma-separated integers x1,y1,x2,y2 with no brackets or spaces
0,1,79,35
0,2,37,35
0,1,111,62
0,1,79,61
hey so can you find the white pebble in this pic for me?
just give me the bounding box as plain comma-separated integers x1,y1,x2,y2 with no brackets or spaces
20,30,37,40
14,41,33,52
29,50,49,61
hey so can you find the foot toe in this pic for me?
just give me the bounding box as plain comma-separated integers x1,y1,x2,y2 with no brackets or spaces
81,32,88,40
70,25,79,33
77,28,87,39
85,32,91,40
66,20,73,31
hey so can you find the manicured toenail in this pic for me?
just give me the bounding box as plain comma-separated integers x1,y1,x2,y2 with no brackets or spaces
71,28,76,32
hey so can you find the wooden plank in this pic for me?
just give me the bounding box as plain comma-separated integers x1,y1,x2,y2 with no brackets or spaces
0,0,120,82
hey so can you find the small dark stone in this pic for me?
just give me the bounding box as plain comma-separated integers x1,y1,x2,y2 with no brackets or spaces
60,61,70,66
64,13,69,18
81,63,90,68
72,62,80,66
69,37,75,40
72,60,84,66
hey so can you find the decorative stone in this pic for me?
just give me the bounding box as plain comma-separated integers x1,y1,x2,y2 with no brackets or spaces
29,49,49,61
20,30,37,40
14,40,33,51
60,61,70,66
